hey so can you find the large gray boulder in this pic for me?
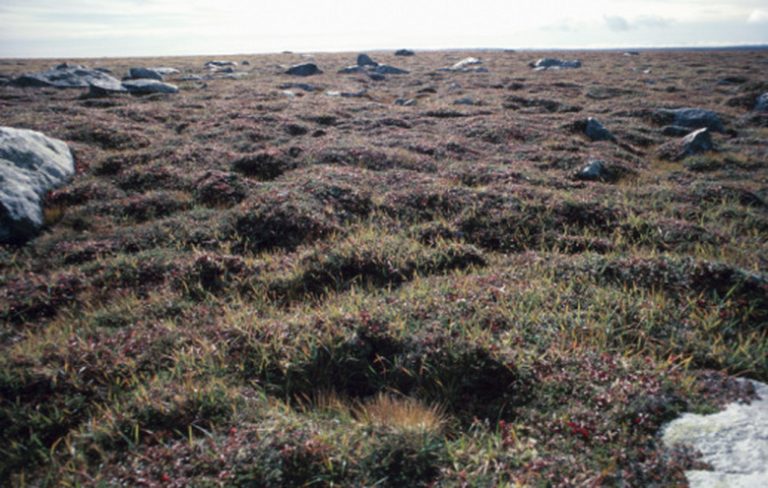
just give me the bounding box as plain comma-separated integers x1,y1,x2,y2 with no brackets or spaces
13,64,124,90
531,58,582,70
755,93,768,112
127,67,163,80
286,63,322,76
0,127,75,244
122,79,179,95
655,108,725,132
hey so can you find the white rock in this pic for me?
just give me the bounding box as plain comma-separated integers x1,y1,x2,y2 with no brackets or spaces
663,379,768,488
0,127,75,243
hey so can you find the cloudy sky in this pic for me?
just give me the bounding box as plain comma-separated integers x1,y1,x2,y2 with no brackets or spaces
1,0,767,58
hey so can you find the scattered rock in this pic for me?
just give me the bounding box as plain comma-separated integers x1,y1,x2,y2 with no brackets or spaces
242,60,251,66
439,57,488,73
338,66,365,75
451,57,482,70
395,49,415,56
584,117,615,142
755,93,768,112
624,51,640,56
573,160,633,183
13,64,124,90
279,83,317,92
205,61,237,69
179,75,205,81
127,67,164,80
575,160,608,181
531,58,582,70
373,64,408,75
341,89,368,98
84,79,128,98
0,127,75,244
717,76,748,85
357,54,377,67
663,379,768,488
659,128,715,161
122,79,179,95
654,108,725,132
286,63,322,76
395,98,416,106
454,97,476,106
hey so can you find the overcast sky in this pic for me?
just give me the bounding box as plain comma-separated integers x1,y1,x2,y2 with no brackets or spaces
1,0,767,58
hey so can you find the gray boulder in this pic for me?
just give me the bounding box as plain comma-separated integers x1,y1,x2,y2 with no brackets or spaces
205,61,237,68
152,67,180,76
84,79,129,98
0,127,75,244
338,65,365,74
450,57,481,70
373,64,408,75
660,128,715,160
531,58,582,70
286,63,322,76
13,64,124,90
279,82,317,92
454,97,476,106
576,160,609,181
681,128,714,155
127,67,164,80
122,79,179,95
655,108,725,132
584,117,615,142
357,54,378,66
755,93,768,112
439,58,488,73
395,49,415,56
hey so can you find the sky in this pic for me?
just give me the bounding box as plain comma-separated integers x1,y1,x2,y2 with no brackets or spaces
1,0,767,58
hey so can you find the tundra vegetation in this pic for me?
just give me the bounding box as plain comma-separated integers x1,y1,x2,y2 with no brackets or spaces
1,49,767,486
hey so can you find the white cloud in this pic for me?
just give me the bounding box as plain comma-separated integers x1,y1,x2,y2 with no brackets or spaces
748,9,768,23
605,16,631,31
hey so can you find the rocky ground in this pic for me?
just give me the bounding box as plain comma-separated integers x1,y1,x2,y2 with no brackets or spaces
1,49,767,486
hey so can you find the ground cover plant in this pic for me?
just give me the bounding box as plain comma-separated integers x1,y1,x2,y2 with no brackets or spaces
1,49,767,486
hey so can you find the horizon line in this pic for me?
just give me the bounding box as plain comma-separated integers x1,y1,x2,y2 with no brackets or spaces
1,43,767,61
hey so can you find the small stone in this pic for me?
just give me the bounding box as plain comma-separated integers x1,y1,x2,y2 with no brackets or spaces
576,160,608,181
286,63,322,76
395,98,416,106
584,117,615,142
395,49,415,56
357,54,377,67
754,93,768,112
454,97,476,106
